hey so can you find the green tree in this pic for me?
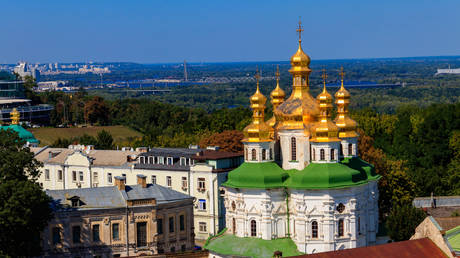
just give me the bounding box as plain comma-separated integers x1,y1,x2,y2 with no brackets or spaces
96,130,114,150
79,133,97,146
84,96,110,125
386,204,426,242
0,130,53,257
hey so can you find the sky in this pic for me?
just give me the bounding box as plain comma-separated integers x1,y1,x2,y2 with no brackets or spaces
1,0,460,63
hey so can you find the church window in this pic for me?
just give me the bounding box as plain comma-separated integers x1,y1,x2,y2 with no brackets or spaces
348,143,353,156
338,219,344,237
312,221,318,238
251,149,256,161
269,148,273,160
52,227,61,245
232,218,236,235
245,148,248,160
337,203,345,213
320,149,325,160
330,149,335,160
340,144,343,156
250,220,257,237
291,137,296,161
72,225,81,243
358,217,361,234
262,149,266,160
312,148,315,161
232,201,236,211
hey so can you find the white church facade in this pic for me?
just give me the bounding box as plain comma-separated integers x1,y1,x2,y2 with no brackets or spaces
205,22,380,257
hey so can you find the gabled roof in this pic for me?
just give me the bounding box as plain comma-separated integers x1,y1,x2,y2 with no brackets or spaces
291,238,447,258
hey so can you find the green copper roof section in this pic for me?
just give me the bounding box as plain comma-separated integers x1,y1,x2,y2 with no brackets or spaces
0,125,39,143
204,234,302,258
223,157,380,190
222,162,288,189
446,225,460,252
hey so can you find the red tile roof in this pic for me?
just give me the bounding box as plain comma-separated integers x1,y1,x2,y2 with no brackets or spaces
291,238,447,258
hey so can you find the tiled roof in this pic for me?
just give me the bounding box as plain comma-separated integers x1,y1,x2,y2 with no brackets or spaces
139,147,203,158
291,238,447,258
413,196,460,208
434,217,460,232
124,184,192,204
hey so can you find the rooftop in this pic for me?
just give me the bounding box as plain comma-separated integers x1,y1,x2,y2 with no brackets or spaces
46,183,193,211
291,238,447,258
204,234,302,258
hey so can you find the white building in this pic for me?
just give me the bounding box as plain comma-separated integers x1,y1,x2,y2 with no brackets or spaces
205,23,380,257
33,145,243,241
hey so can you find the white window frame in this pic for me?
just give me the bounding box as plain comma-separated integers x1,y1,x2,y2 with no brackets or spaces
45,169,50,180
167,176,172,187
198,199,206,210
79,171,84,182
199,222,207,232
198,178,206,192
107,173,112,183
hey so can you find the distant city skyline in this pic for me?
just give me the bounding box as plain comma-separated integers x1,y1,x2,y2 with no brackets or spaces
1,0,460,64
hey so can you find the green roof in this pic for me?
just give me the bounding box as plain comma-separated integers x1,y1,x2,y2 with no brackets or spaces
223,157,380,190
446,225,460,252
0,125,39,143
204,234,302,258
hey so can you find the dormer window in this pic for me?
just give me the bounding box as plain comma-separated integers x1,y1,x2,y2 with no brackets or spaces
148,156,154,164
167,157,173,165
68,196,84,207
180,157,187,166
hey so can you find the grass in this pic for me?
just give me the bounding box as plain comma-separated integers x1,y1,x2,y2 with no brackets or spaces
29,125,143,147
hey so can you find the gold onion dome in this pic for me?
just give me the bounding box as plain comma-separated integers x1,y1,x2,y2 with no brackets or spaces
275,20,319,131
334,67,358,138
10,108,20,125
311,70,340,142
267,66,285,134
243,71,271,142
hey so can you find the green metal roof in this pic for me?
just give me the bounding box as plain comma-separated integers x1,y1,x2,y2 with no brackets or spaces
204,234,302,258
0,125,39,143
222,157,379,190
446,225,460,252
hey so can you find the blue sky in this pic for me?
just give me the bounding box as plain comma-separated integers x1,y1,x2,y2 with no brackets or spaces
1,0,459,63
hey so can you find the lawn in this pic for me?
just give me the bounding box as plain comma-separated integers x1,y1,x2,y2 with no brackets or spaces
29,125,143,147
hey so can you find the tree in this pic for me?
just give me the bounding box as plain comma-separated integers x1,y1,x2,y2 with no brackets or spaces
84,96,110,125
199,130,244,153
386,204,426,242
96,130,114,150
0,130,53,257
79,133,97,146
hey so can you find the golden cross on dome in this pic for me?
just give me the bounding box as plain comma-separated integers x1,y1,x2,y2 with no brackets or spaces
322,68,328,84
255,68,260,88
339,66,345,82
296,19,303,43
275,65,280,81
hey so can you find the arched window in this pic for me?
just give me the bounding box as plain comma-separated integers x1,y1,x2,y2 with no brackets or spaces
251,149,256,161
338,219,344,237
269,148,273,160
348,143,353,156
262,149,266,160
232,218,236,235
231,201,236,211
320,149,325,160
250,220,257,237
245,148,248,161
312,148,315,161
312,221,318,238
291,137,296,161
358,217,361,234
330,149,335,160
340,144,343,156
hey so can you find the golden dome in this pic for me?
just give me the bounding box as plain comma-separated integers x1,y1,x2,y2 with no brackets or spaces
334,67,358,138
275,21,319,131
268,66,285,137
10,108,20,125
243,72,272,143
311,71,340,143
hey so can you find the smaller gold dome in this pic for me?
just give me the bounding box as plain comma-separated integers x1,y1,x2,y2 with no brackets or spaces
270,66,285,107
10,108,20,125
334,67,358,138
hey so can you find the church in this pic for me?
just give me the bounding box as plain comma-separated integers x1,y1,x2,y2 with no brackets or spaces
205,22,380,257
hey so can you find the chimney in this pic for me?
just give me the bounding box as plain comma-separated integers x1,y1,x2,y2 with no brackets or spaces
114,176,126,191
137,174,147,188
